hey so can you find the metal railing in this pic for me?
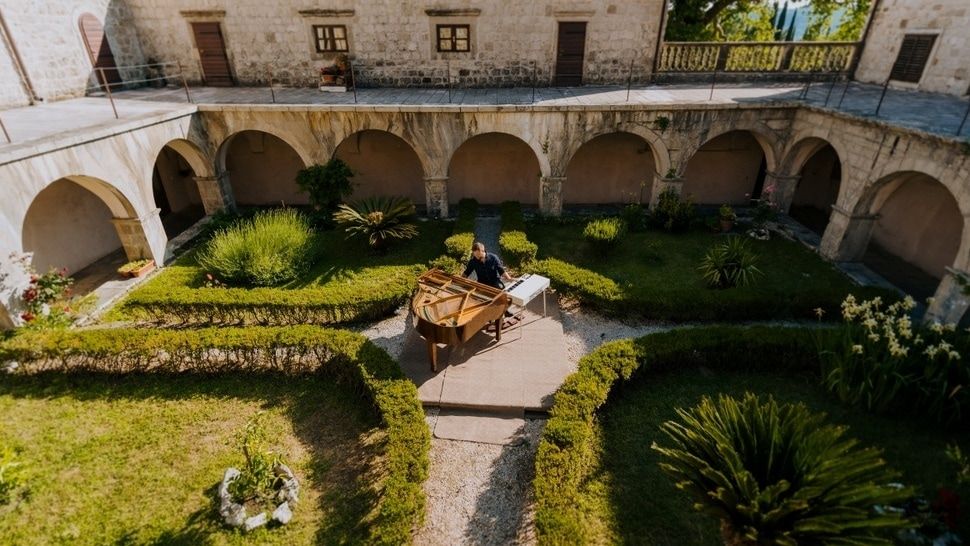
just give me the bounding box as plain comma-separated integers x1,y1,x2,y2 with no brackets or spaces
657,41,859,73
85,61,192,118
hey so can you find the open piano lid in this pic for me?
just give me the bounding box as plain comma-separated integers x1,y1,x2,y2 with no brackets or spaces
413,269,507,327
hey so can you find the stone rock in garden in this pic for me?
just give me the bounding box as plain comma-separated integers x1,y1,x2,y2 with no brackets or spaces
220,501,247,528
272,501,293,525
244,512,268,532
1,360,19,373
274,463,300,504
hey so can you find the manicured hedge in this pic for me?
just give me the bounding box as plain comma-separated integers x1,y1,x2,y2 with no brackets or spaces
527,258,622,307
499,201,538,268
533,326,819,545
444,198,478,259
1,326,429,545
116,264,424,326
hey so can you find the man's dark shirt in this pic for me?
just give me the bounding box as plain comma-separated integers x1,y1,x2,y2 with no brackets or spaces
463,252,506,288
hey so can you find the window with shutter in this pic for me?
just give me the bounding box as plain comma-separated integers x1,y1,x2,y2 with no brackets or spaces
313,25,349,53
889,34,936,83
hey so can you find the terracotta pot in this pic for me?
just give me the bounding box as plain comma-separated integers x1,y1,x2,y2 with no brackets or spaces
320,74,337,85
719,218,735,232
131,260,155,277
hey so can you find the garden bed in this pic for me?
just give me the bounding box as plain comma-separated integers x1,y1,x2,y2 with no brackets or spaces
526,220,895,321
533,327,970,545
105,220,451,325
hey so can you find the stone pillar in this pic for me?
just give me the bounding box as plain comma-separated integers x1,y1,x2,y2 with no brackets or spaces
649,173,684,208
194,171,236,214
819,205,878,261
539,176,565,216
424,176,448,218
763,172,801,213
0,304,13,330
924,268,970,325
111,208,167,265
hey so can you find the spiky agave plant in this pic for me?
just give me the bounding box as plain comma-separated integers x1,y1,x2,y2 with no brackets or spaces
651,393,913,546
698,236,762,288
333,196,419,249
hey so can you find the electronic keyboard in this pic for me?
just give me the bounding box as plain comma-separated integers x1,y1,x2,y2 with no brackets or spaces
504,273,550,307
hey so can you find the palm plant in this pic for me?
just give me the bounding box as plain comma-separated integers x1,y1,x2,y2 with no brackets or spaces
652,393,913,546
333,196,419,249
698,236,762,288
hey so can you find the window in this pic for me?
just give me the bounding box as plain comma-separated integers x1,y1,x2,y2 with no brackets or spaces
436,24,469,52
313,25,348,52
889,34,936,83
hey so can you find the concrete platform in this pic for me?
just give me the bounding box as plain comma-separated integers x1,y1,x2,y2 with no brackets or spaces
431,408,528,445
401,293,571,413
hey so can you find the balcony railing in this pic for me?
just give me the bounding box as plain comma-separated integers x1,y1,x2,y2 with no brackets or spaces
657,41,859,73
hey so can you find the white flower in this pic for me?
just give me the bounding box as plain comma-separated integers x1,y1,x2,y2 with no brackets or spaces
868,333,880,342
852,344,864,355
949,351,961,360
903,295,916,310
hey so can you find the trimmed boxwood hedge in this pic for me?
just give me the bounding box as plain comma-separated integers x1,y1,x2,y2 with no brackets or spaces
444,198,478,260
1,326,429,546
499,201,538,268
533,326,820,545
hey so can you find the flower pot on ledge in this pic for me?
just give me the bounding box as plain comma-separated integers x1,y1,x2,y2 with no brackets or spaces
117,259,155,278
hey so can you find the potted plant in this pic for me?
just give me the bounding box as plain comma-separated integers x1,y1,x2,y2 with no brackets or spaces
117,258,155,278
318,64,341,86
718,204,736,232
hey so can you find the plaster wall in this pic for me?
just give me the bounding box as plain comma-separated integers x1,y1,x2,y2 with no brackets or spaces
22,178,122,274
681,131,764,205
154,146,202,213
855,0,970,96
564,132,655,205
447,133,541,205
335,130,425,204
224,131,307,206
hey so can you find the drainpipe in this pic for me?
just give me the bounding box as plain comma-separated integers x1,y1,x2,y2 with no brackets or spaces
850,0,883,81
0,8,40,104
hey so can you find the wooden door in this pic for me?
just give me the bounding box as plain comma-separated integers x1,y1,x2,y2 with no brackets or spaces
555,22,586,86
191,22,233,86
78,13,121,87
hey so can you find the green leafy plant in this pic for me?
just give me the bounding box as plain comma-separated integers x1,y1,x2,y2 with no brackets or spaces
444,198,477,259
198,208,313,287
719,204,736,221
333,196,418,250
0,444,26,506
698,236,762,288
653,115,670,132
652,393,913,545
295,159,355,225
499,201,538,268
583,218,627,251
622,203,646,232
650,188,694,233
18,263,75,326
228,412,285,509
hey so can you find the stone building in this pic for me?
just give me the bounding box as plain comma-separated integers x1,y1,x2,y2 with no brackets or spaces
855,0,970,96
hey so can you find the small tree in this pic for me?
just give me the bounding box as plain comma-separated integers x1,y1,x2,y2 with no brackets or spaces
295,159,355,226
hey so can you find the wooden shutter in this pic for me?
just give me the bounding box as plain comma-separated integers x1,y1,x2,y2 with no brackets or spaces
78,13,121,86
889,34,936,83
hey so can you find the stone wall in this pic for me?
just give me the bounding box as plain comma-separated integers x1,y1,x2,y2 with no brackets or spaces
124,0,663,87
0,0,145,109
855,0,970,96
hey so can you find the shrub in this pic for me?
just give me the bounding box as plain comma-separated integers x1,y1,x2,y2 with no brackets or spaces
427,255,462,275
499,231,538,268
295,159,355,224
500,201,526,231
445,198,478,260
719,203,736,221
650,188,694,233
652,393,912,545
527,258,623,310
698,236,762,289
0,326,429,544
229,412,286,510
582,218,626,251
19,267,75,326
198,209,313,287
333,196,418,250
621,203,646,232
820,294,970,424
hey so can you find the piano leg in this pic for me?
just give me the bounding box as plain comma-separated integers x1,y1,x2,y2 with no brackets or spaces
495,317,502,341
428,341,438,372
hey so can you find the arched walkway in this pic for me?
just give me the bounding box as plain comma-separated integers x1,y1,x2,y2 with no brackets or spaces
447,133,541,205
860,172,963,299
334,130,426,205
218,130,308,206
788,140,842,235
681,130,767,205
564,132,656,206
152,144,205,236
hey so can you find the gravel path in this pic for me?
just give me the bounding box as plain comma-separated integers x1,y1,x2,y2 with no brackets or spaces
473,217,503,259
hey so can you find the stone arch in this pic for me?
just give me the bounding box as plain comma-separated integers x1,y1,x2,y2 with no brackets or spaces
784,137,844,235
447,132,542,205
563,132,657,205
448,117,552,180
151,141,207,236
562,125,671,178
217,130,310,206
681,129,771,205
852,171,964,298
691,122,781,175
333,130,427,205
21,176,141,276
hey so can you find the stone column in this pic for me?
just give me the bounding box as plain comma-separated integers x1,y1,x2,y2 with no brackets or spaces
111,208,167,265
539,176,565,216
424,176,448,218
763,172,801,213
649,173,684,208
924,268,970,325
194,171,236,214
819,205,878,262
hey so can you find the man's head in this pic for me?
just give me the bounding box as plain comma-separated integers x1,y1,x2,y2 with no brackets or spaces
472,241,486,261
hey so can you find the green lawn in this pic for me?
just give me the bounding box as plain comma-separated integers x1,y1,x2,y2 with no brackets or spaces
581,367,970,545
527,220,890,320
0,374,383,545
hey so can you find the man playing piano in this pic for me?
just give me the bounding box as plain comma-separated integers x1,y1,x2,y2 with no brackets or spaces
464,241,516,318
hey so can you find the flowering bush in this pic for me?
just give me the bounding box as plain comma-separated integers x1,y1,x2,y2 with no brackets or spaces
819,294,970,424
20,267,74,326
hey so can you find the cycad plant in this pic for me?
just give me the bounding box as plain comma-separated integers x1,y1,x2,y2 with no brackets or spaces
698,236,762,288
652,393,912,546
333,196,419,249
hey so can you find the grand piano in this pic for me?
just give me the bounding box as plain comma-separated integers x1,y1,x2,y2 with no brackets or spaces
411,269,511,371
